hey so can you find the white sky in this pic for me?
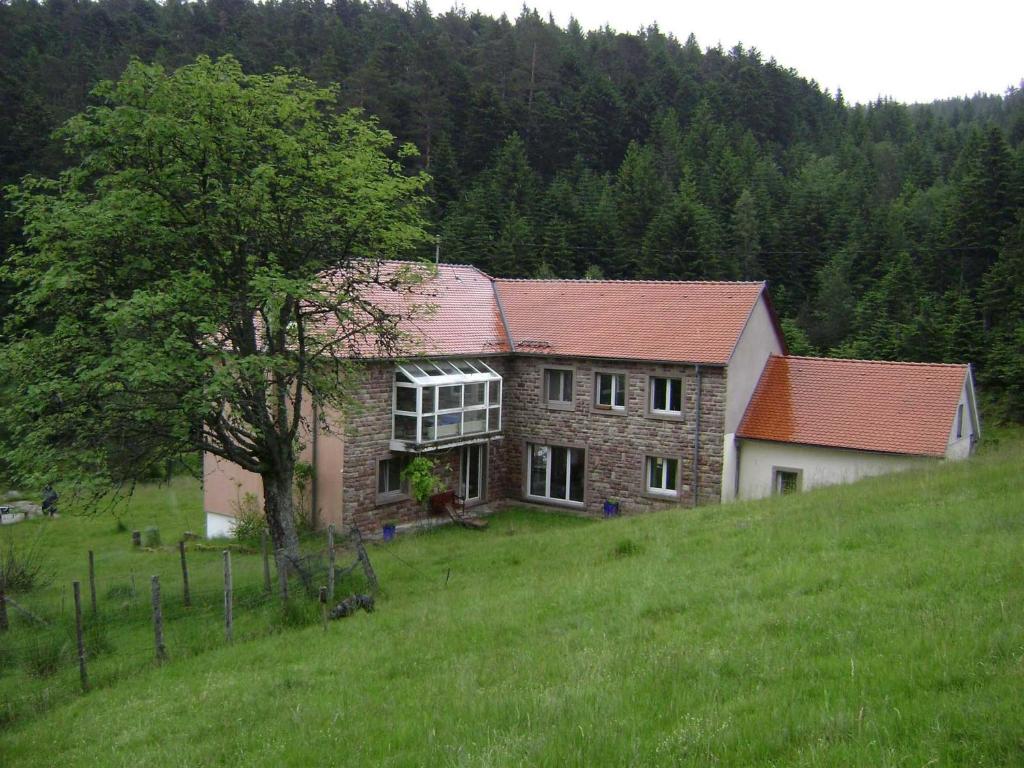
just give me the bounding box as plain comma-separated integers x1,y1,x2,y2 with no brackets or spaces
432,0,1023,105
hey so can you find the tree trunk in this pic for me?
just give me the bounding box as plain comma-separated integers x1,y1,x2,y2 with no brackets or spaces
262,466,301,574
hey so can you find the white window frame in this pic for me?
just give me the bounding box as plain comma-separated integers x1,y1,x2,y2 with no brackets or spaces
649,376,683,416
594,371,626,411
645,456,679,497
526,442,585,505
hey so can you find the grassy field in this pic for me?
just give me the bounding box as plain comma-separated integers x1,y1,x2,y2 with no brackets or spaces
1,432,1023,766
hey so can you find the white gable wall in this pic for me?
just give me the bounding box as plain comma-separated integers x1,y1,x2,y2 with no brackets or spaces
945,373,980,460
736,439,935,501
721,293,784,501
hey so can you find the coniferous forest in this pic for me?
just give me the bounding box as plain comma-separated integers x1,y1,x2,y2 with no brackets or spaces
2,0,1023,418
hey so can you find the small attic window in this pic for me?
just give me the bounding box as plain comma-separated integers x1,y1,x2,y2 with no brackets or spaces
956,403,964,439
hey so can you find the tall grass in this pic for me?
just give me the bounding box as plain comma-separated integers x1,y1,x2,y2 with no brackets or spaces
1,434,1022,766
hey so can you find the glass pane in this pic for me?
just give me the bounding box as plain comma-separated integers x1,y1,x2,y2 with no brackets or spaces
649,457,662,489
422,415,436,441
489,380,501,405
395,369,412,383
421,386,435,414
561,372,573,402
437,412,460,438
652,378,667,411
421,361,443,376
550,446,568,499
669,379,682,412
665,459,678,491
545,370,557,400
569,448,585,502
394,415,417,441
488,406,500,431
530,445,548,497
395,386,416,413
455,360,476,374
436,360,458,374
614,375,626,407
463,409,485,434
597,374,612,406
464,382,485,407
378,460,389,494
438,385,461,410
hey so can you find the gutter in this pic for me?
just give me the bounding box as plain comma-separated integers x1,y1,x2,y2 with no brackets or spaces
693,364,702,507
491,279,516,353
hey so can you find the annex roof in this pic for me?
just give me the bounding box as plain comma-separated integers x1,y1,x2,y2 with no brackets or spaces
737,355,971,457
494,278,768,365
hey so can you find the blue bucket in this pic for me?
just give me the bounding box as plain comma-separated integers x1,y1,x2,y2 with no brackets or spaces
602,501,620,518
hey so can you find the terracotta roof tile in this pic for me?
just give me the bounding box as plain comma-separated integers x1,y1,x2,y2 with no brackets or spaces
737,356,969,457
495,279,766,364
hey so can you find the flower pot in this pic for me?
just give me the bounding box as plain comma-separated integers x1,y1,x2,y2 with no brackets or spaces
382,523,396,541
603,501,620,518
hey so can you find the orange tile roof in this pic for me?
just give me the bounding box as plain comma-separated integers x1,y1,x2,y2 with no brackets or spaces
495,279,767,364
327,262,510,357
737,356,969,457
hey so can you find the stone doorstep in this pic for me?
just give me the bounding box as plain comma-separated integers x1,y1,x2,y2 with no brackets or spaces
380,503,500,539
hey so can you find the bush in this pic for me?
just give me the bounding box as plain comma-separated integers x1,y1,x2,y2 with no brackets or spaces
1,535,47,592
142,526,161,547
232,492,267,545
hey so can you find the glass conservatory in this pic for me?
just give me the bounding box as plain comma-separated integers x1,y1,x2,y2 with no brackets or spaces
391,359,502,451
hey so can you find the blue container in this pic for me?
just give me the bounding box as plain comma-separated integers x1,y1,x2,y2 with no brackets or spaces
382,524,396,541
602,501,620,518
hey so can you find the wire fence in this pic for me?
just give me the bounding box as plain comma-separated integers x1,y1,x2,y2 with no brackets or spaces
0,526,378,727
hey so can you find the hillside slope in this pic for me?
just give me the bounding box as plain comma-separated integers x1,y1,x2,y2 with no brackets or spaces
2,434,1022,766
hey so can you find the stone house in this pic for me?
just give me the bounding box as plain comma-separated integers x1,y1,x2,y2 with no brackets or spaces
203,263,979,536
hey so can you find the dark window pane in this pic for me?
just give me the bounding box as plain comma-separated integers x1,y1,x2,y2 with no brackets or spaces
649,457,662,489
597,373,612,406
489,380,501,405
464,382,485,407
652,378,667,411
438,385,461,410
395,386,417,413
550,446,568,499
421,386,435,414
569,448,585,502
561,372,573,402
488,406,501,431
665,459,678,491
395,370,412,383
394,415,417,441
614,375,626,407
669,379,682,412
463,409,485,434
530,445,548,497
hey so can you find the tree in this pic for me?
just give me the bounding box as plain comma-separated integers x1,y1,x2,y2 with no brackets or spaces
1,56,432,567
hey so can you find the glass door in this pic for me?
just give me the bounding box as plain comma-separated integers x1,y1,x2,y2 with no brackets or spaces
460,444,486,504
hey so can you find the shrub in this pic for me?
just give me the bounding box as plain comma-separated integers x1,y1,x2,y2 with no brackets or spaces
401,456,445,506
1,535,47,592
232,492,267,545
142,526,161,547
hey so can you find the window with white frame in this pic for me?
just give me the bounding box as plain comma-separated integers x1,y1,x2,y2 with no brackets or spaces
594,372,626,410
527,443,585,504
646,456,679,496
544,368,574,406
773,469,800,495
391,359,501,447
377,456,409,498
649,376,683,415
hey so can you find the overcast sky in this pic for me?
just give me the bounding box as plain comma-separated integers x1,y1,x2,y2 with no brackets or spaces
429,1,1022,105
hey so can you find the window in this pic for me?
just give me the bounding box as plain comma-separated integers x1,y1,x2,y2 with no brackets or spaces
544,369,574,407
377,456,409,499
773,469,800,495
956,403,964,439
650,377,683,415
646,456,679,496
391,358,501,447
527,443,585,504
594,372,626,410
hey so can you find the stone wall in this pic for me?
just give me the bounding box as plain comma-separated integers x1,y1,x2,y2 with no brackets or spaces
340,355,725,531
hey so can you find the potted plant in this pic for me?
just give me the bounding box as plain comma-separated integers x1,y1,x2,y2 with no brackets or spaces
401,456,446,512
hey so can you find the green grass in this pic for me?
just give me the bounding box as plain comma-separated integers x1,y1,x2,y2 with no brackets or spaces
2,433,1023,766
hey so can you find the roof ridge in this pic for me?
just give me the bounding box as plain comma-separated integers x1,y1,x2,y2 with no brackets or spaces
778,355,969,369
495,278,766,286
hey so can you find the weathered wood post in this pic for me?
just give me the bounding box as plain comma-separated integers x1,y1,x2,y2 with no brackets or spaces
73,580,88,691
352,528,379,593
276,549,289,602
327,524,336,602
130,572,137,603
261,531,271,594
223,550,233,643
319,586,328,631
87,550,97,615
150,575,167,662
178,540,191,607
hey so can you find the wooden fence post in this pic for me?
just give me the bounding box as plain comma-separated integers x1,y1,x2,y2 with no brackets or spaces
223,550,233,643
73,580,88,691
0,577,8,632
88,550,97,615
150,575,167,662
276,549,289,602
319,586,328,631
352,529,379,593
130,572,136,604
261,531,271,594
179,541,191,607
327,524,336,602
